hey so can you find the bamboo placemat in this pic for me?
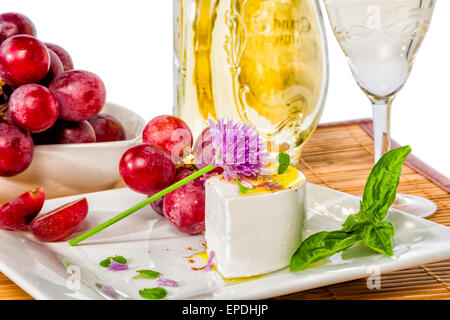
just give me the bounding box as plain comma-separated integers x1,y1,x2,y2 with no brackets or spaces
0,119,449,300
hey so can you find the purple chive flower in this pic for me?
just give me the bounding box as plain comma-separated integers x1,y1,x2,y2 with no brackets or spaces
208,119,267,181
205,250,215,272
157,277,179,287
107,260,128,271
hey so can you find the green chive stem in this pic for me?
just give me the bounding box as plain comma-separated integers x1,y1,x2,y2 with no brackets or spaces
69,164,216,246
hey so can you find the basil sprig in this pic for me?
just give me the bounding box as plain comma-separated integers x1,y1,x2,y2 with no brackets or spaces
133,270,160,280
277,153,291,174
290,146,411,272
139,287,167,300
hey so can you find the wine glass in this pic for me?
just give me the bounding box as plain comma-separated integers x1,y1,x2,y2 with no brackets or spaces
324,0,437,217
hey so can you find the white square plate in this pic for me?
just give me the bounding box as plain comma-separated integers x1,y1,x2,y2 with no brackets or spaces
0,184,449,300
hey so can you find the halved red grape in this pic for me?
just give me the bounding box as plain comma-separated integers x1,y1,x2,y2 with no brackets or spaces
0,122,33,177
88,114,126,142
0,187,45,231
49,70,106,122
44,43,73,71
32,120,96,145
0,13,36,44
119,144,176,195
28,197,88,242
0,35,49,87
9,84,59,133
163,178,205,235
143,115,193,163
150,167,194,216
39,49,64,87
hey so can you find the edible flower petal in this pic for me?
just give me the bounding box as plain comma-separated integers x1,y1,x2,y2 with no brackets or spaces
208,119,267,181
257,179,282,191
107,260,128,271
266,180,283,191
205,250,215,272
156,277,179,287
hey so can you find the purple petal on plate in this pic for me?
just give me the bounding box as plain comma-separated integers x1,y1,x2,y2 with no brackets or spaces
107,260,128,271
157,277,179,287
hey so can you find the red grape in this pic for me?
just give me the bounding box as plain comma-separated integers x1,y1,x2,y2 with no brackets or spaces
193,127,223,174
143,115,192,163
0,35,50,87
0,187,45,231
28,197,88,242
150,167,194,216
49,70,106,122
39,49,64,87
119,144,176,195
0,121,34,177
32,120,96,145
88,114,126,142
150,196,165,217
163,178,205,235
9,84,59,133
0,13,36,44
44,43,73,71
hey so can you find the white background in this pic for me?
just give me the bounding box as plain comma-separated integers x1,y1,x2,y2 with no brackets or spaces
2,0,449,177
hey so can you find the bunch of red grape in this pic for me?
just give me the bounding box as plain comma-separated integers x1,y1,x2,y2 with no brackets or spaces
120,115,210,235
0,12,126,178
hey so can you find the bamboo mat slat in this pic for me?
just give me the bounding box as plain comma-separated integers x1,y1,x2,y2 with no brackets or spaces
0,120,449,300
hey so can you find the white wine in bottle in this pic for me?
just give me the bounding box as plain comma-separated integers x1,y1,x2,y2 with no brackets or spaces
174,0,329,163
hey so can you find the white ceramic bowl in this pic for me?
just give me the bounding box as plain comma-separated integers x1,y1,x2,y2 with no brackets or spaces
0,103,145,202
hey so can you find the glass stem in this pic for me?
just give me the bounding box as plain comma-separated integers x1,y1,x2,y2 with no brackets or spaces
372,98,392,163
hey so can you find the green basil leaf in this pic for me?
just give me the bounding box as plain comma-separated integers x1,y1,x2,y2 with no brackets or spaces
99,258,112,268
277,153,291,174
342,211,369,232
111,256,127,264
290,147,410,273
133,270,161,280
359,146,411,222
99,255,127,268
361,221,395,256
139,287,167,300
290,230,362,272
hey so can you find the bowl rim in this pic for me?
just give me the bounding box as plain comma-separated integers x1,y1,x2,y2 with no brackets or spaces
34,102,145,150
